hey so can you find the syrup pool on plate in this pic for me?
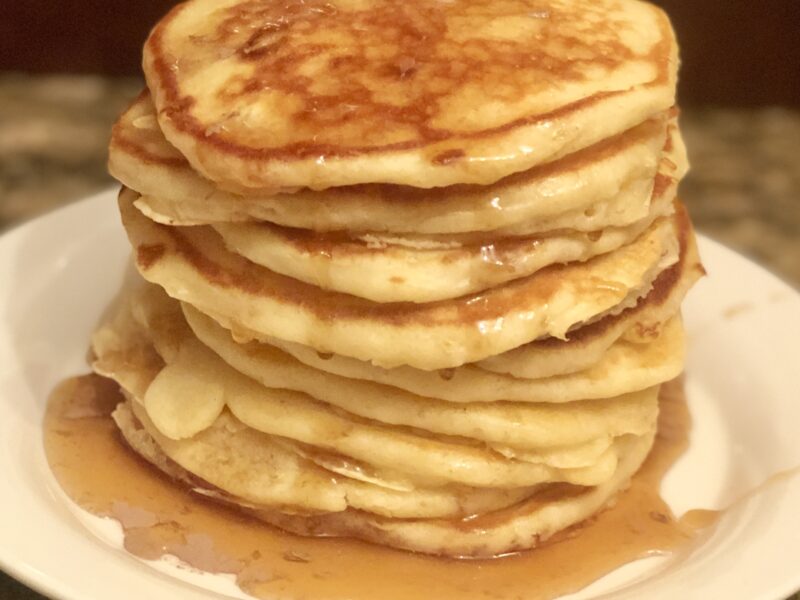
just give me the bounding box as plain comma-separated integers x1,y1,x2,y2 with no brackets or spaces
44,375,717,600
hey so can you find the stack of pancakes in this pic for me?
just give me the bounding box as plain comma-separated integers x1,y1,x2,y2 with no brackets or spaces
94,0,703,557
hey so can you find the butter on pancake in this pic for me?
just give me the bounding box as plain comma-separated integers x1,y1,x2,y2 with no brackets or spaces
142,0,677,190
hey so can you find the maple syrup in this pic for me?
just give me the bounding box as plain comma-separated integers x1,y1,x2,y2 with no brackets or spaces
44,375,717,600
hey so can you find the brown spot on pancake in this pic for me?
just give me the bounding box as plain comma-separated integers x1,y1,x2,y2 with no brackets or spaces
115,91,668,221
392,55,418,79
651,173,673,199
111,133,190,169
632,321,663,340
663,130,675,153
137,244,167,269
438,368,456,381
432,149,466,166
649,510,671,524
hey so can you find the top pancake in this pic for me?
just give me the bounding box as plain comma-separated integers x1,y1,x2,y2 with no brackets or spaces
143,0,677,190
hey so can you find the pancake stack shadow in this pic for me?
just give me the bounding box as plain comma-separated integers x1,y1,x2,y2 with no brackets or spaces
94,0,704,557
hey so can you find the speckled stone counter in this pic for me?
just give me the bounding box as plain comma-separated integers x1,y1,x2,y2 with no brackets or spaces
1,73,798,600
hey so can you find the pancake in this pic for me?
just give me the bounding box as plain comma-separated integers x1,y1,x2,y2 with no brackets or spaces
134,284,663,452
142,0,677,190
253,429,654,558
101,297,628,490
86,0,703,563
116,393,655,557
148,340,625,489
128,284,660,472
490,436,616,469
186,297,681,410
214,384,624,489
116,387,542,519
110,93,682,234
481,208,703,377
253,229,700,387
126,399,541,519
101,301,658,553
91,293,163,395
100,297,544,518
120,188,683,369
221,216,698,398
209,175,676,302
129,288,664,449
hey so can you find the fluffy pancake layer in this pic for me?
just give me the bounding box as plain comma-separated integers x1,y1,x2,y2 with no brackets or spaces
208,175,677,303
142,0,677,190
120,188,687,369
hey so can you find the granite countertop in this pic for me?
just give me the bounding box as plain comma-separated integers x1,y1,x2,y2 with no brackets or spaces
1,73,798,600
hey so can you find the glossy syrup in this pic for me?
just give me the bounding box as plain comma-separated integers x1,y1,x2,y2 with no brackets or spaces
44,376,716,600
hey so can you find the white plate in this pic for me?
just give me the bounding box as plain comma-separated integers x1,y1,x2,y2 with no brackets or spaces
1,191,799,600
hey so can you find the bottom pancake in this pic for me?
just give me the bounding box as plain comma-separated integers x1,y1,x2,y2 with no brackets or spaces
253,429,654,558
113,396,654,558
114,394,654,558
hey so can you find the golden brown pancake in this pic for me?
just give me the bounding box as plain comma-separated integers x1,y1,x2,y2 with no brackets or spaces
480,203,703,377
209,219,699,401
93,0,702,561
96,297,635,490
185,299,683,410
120,188,683,369
127,284,664,450
110,93,684,235
115,395,654,557
208,173,678,302
95,292,660,555
112,391,654,558
250,429,654,558
143,0,677,189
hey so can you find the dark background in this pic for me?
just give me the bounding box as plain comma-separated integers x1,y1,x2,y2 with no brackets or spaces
1,0,800,106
